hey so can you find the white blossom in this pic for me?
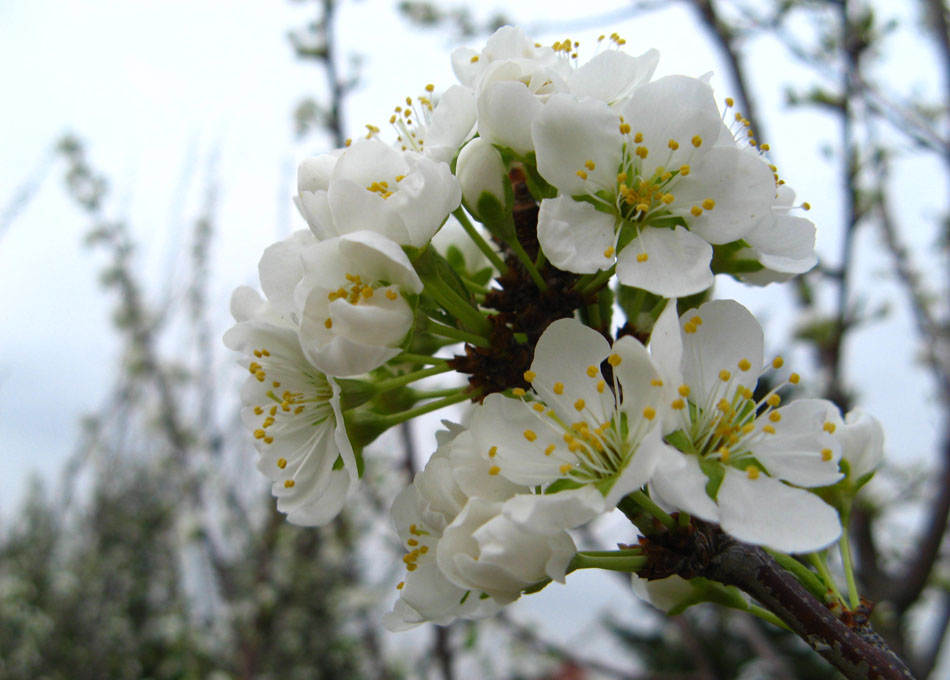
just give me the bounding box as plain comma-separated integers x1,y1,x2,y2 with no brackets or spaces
648,299,843,552
296,137,460,247
293,230,423,377
223,290,355,526
469,318,673,533
532,77,776,296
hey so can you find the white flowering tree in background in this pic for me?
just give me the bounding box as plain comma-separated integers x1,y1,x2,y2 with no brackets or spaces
225,7,947,678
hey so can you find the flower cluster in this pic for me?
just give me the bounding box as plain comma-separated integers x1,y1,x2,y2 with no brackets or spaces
225,25,885,632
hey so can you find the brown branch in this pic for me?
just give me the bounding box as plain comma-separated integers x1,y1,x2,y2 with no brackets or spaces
639,519,916,680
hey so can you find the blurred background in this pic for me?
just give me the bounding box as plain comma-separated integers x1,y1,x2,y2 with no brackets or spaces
0,0,947,678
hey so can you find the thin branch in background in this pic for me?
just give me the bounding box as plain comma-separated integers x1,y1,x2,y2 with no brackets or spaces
0,149,55,243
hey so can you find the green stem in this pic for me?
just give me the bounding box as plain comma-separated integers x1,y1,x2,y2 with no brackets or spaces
764,548,830,602
629,490,676,530
509,236,547,291
586,300,602,329
839,528,861,609
534,248,547,270
569,552,649,573
422,319,490,348
377,391,473,428
395,353,448,365
409,386,464,400
577,265,616,295
373,364,453,393
677,511,691,530
424,277,492,335
808,552,846,605
453,207,507,273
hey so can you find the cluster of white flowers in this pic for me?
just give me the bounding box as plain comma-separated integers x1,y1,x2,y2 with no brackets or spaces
225,26,884,632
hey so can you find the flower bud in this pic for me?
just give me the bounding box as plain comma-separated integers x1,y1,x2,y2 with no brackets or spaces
456,138,512,223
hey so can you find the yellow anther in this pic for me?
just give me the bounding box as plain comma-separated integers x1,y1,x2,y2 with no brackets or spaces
690,205,703,217
763,424,776,434
544,444,556,456
661,193,675,205
738,385,753,400
603,246,615,258
253,406,264,415
823,422,837,434
679,165,691,176
719,447,730,462
746,466,760,480
636,253,649,263
425,83,435,92
523,429,537,442
324,318,333,329
272,381,280,388
691,135,703,147
512,387,526,397
802,202,812,211
344,138,352,147
553,382,565,395
586,365,599,378
406,563,418,572
361,286,373,299
584,159,596,170
619,122,631,134
673,386,688,400
760,143,770,151
533,403,545,412
633,132,644,143
636,203,650,213
725,97,735,107
559,464,572,474
419,545,429,554
576,169,588,180
284,479,295,488
407,538,418,547
488,465,500,476
254,429,266,439
766,394,781,407
741,423,755,434
719,370,731,382
702,198,716,210
524,370,536,382
821,448,833,461
717,398,731,412
385,289,398,301
789,373,801,385
738,358,752,371
671,399,685,410
772,356,785,369
651,378,664,387
596,380,606,393
642,407,656,420
396,581,405,590
607,354,622,367
683,322,697,334
574,399,586,411
769,411,782,423
667,139,679,150
488,446,497,458
635,146,648,159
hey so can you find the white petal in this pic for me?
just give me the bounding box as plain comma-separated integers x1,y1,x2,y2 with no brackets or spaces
477,79,544,154
532,94,622,195
530,318,613,425
284,468,351,526
337,230,423,292
672,146,776,245
840,407,885,481
616,226,713,297
619,75,722,175
680,299,763,401
537,197,617,275
502,486,607,534
747,213,817,274
719,468,841,553
568,49,659,105
649,451,720,522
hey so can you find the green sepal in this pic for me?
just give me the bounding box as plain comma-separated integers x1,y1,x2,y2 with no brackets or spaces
522,578,552,595
342,408,392,456
698,457,724,500
335,378,378,410
664,430,694,455
545,478,584,494
471,265,494,286
410,244,474,307
332,448,364,478
665,577,748,616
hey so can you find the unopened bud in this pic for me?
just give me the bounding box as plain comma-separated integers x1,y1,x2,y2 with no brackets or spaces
456,138,511,222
